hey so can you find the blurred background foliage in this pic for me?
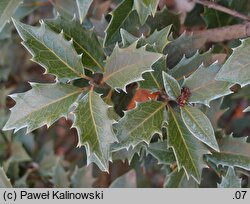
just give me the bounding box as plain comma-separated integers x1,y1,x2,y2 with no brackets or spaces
0,0,250,187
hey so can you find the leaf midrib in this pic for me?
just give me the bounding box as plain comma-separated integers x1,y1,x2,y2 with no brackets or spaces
16,89,82,123
124,102,165,139
17,21,83,77
168,106,198,177
46,21,105,72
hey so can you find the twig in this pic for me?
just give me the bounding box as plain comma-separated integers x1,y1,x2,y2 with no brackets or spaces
194,0,250,21
191,22,250,43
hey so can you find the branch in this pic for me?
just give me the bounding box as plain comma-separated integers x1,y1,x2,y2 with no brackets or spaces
192,22,250,43
194,0,250,21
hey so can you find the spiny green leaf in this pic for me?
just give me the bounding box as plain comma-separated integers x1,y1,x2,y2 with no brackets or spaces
165,32,206,68
103,42,162,91
3,83,81,133
217,167,242,188
162,71,181,100
0,167,12,188
167,106,209,182
120,28,139,47
0,0,22,32
110,170,137,188
134,0,151,25
202,98,226,129
120,26,171,53
76,0,93,23
70,165,95,188
45,14,105,73
12,19,85,80
146,25,171,53
183,63,233,106
115,101,165,149
147,141,176,165
170,50,213,83
216,38,250,87
104,0,134,46
206,135,250,171
140,56,167,91
112,142,146,164
181,106,219,151
73,90,117,171
134,0,159,25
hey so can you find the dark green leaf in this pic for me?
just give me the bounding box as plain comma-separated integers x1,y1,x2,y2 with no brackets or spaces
104,0,134,46
76,0,93,23
206,135,250,171
115,101,165,149
74,90,117,171
103,43,162,91
45,15,106,73
147,141,176,165
181,106,219,151
13,19,85,80
216,38,250,87
162,71,181,100
167,106,209,182
183,63,233,106
0,0,22,32
3,83,81,133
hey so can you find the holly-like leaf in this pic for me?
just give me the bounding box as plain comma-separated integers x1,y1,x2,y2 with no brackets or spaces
45,15,105,73
140,56,167,91
76,0,93,23
218,167,241,188
103,43,162,91
0,167,12,188
134,0,151,25
110,170,137,188
3,83,81,133
162,71,181,100
134,0,159,25
147,141,176,165
146,25,171,53
167,106,209,182
73,90,117,171
70,165,95,188
112,143,145,164
12,19,85,80
115,101,165,149
216,38,250,87
165,32,206,68
120,26,171,53
104,0,134,46
170,50,213,83
181,106,219,151
0,0,22,32
183,63,233,106
206,135,250,171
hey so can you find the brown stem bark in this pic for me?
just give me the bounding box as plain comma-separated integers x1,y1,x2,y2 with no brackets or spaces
194,0,250,21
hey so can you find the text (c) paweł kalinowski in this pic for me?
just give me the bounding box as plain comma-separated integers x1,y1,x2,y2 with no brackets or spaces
20,190,104,200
